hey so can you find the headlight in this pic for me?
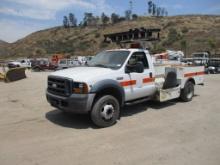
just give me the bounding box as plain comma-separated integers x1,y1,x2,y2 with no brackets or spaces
73,82,88,94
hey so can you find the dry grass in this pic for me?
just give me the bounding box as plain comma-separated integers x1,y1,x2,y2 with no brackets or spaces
1,15,220,59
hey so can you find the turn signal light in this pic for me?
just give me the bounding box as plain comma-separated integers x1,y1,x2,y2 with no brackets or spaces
73,82,88,94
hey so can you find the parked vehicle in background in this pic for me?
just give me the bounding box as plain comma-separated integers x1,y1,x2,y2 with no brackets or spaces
181,58,194,65
206,58,220,74
77,56,87,65
153,50,184,65
192,52,209,66
8,59,31,69
8,61,21,68
57,59,79,70
51,54,65,65
86,56,93,61
31,59,57,71
84,56,94,65
182,52,220,74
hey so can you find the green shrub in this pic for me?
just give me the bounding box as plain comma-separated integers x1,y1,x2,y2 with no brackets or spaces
99,42,108,48
164,28,181,46
181,27,189,34
151,44,166,54
95,33,100,38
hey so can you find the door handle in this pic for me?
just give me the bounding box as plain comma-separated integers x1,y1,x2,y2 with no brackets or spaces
149,72,153,78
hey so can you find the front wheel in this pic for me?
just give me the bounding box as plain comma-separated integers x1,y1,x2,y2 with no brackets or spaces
180,81,194,102
91,95,120,128
32,66,42,72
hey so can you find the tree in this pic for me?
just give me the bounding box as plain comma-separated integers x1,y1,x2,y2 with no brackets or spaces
63,16,69,28
180,40,187,57
181,27,189,33
111,13,120,24
152,3,157,16
208,38,217,55
156,7,161,17
118,17,126,22
125,10,132,20
151,44,166,54
69,13,77,27
132,14,138,20
161,8,165,16
164,28,180,45
148,1,168,17
101,12,110,25
148,1,153,15
165,10,168,16
78,21,83,27
83,13,94,26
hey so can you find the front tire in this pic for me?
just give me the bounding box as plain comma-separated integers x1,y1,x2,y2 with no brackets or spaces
91,95,120,128
32,66,41,72
180,81,194,102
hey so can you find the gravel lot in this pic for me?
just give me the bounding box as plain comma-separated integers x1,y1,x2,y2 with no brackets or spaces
0,71,220,165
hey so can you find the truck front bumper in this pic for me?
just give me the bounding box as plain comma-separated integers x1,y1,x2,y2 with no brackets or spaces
46,92,95,114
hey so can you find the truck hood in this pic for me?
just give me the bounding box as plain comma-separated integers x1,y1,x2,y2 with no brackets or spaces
50,67,115,82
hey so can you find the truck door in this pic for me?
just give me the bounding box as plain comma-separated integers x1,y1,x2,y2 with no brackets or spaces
124,52,156,100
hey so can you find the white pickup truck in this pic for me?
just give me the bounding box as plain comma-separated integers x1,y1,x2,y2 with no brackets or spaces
57,59,79,70
46,49,204,127
8,59,31,69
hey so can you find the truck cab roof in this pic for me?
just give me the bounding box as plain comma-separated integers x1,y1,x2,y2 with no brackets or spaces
106,48,149,53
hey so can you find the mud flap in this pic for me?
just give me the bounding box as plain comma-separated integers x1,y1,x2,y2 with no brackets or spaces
157,86,181,102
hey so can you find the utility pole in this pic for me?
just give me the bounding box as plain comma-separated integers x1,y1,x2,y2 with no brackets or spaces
130,0,133,16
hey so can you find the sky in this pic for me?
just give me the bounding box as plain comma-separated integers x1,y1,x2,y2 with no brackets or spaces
0,0,220,43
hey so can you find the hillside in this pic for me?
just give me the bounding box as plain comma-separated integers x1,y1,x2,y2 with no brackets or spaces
0,40,8,45
0,40,9,58
1,15,220,59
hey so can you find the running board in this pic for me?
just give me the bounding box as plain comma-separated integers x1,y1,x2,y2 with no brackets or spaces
125,97,150,106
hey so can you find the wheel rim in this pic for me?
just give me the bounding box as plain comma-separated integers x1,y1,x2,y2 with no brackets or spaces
100,103,115,121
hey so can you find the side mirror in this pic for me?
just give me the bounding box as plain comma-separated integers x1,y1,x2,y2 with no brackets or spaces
125,62,144,73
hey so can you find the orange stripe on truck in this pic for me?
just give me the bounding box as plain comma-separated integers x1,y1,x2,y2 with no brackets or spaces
143,77,155,83
120,77,155,87
120,80,136,87
184,71,205,78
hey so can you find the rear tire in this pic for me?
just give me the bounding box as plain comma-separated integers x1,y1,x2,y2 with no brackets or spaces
180,81,194,102
91,95,120,128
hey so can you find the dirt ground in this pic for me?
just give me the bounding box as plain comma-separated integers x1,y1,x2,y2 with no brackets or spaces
0,71,220,165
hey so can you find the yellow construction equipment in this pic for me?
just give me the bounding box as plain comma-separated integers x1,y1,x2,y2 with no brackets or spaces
0,67,26,82
0,72,5,80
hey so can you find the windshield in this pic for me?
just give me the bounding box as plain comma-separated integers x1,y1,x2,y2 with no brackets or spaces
193,54,207,58
87,51,130,69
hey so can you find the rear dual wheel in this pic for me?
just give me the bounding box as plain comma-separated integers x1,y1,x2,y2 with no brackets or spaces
91,95,120,128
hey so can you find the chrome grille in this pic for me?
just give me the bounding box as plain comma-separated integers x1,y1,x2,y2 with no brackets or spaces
47,76,72,96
